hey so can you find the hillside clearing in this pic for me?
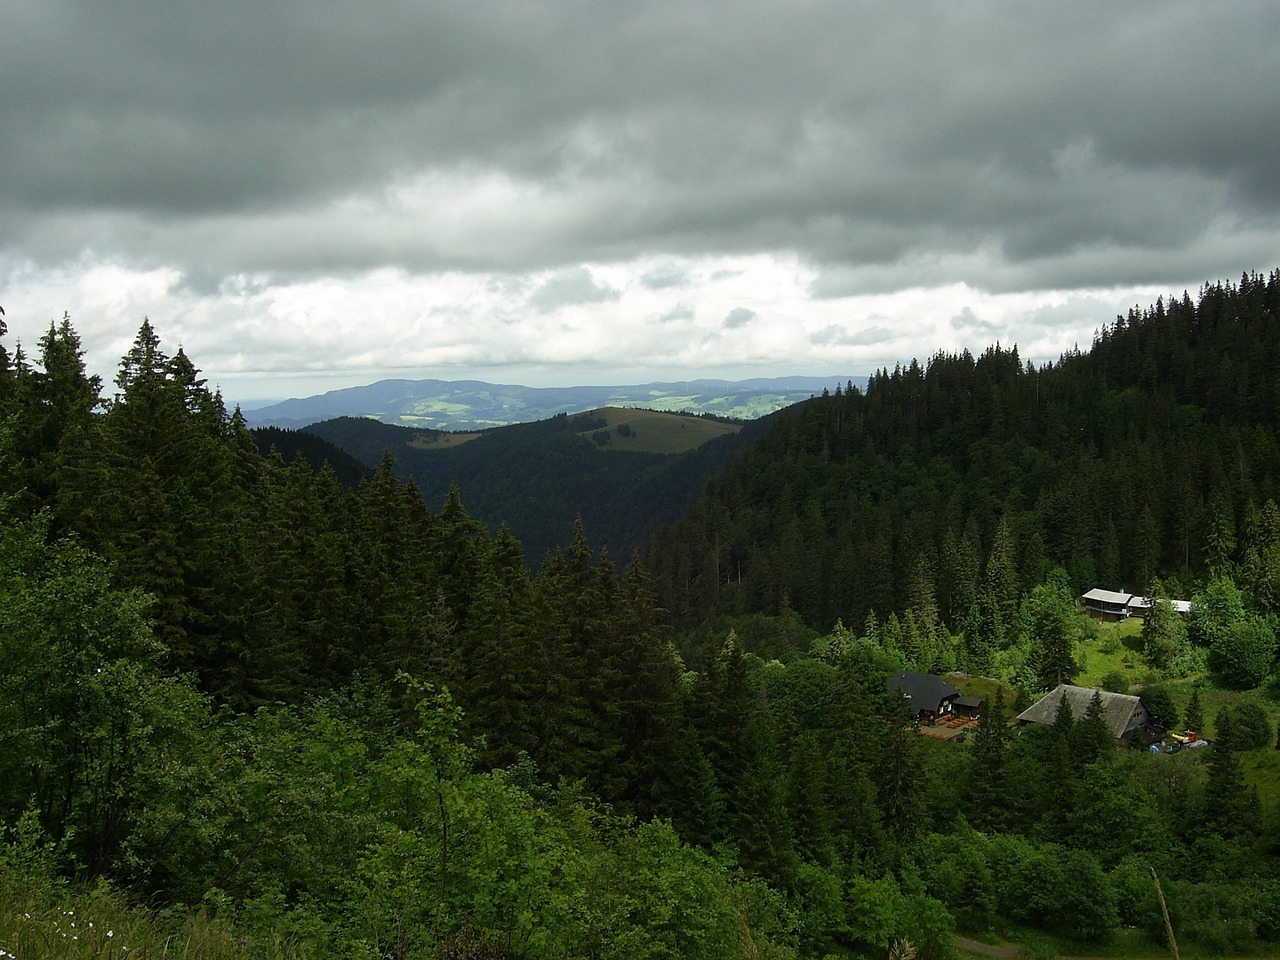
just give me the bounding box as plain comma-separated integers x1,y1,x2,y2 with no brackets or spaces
574,407,741,455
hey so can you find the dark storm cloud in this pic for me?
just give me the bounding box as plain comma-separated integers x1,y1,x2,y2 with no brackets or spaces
1,0,1278,292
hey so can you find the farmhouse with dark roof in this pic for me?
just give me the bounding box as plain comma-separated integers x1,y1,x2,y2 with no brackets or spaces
887,670,961,723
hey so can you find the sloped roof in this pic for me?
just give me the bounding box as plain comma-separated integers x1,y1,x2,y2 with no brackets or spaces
1016,684,1145,738
888,670,960,713
1081,588,1133,605
1130,595,1192,615
1083,588,1191,614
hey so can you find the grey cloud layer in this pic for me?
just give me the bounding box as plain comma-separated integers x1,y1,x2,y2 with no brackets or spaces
2,1,1278,291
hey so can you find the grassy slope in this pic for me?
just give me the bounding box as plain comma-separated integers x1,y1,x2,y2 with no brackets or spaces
1076,618,1280,806
575,408,741,455
407,430,483,450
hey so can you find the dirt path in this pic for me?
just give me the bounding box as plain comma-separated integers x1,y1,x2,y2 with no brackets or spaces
953,935,1021,958
953,935,1188,960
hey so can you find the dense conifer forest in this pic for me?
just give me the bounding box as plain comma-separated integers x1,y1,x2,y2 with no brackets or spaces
2,274,1279,958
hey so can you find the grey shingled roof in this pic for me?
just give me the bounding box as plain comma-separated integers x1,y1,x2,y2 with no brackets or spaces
888,670,960,714
1016,684,1143,738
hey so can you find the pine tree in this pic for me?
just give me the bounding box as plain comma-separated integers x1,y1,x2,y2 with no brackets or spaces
0,312,15,419
698,632,753,811
1033,609,1079,690
1203,707,1255,836
606,553,683,816
14,316,103,518
656,721,725,848
1039,692,1079,841
527,519,627,795
460,524,543,768
786,731,836,866
967,687,1010,832
874,690,926,850
1073,691,1114,765
1140,578,1185,669
349,451,444,682
981,516,1021,644
1183,684,1204,733
732,712,798,888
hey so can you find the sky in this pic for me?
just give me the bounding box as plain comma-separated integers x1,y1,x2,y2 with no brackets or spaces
2,2,1278,407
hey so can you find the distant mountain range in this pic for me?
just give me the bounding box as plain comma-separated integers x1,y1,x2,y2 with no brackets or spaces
243,375,865,430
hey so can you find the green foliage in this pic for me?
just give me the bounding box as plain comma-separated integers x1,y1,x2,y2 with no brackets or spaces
1202,707,1257,836
1140,580,1186,669
965,688,1010,833
916,826,997,929
1212,615,1278,688
1218,701,1273,750
1099,669,1129,693
1019,571,1085,691
1183,684,1205,732
1137,684,1178,731
1188,576,1248,650
0,513,210,876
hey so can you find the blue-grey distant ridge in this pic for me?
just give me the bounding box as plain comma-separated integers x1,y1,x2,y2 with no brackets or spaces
244,376,866,432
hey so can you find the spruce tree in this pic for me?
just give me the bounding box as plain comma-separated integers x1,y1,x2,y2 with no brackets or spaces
1033,609,1079,690
1140,579,1185,669
1074,691,1114,765
786,731,836,866
874,690,925,849
1184,684,1204,732
967,687,1010,832
1203,707,1254,836
15,316,103,518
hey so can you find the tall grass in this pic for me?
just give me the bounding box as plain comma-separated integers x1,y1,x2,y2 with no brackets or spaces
0,868,314,960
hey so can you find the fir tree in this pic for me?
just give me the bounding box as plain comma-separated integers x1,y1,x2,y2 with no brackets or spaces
1140,579,1185,669
1184,684,1204,732
967,687,1010,832
874,690,926,850
1074,691,1114,765
1203,707,1255,836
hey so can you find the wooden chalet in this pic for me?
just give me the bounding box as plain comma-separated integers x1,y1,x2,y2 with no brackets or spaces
888,671,961,723
1081,588,1191,622
1080,588,1137,622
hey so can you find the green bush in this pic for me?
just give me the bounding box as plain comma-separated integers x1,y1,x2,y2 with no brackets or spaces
1137,685,1178,731
1222,702,1273,750
1100,670,1129,694
1213,617,1277,688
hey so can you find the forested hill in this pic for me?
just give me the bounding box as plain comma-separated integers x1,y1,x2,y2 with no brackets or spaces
251,424,371,488
299,407,772,562
647,270,1280,637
